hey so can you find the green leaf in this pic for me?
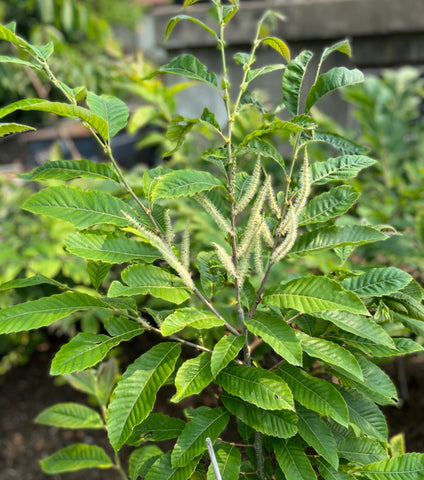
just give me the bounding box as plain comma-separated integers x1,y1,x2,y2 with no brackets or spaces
0,54,38,68
63,370,98,397
282,50,314,116
245,313,302,366
305,67,364,112
263,276,368,315
22,186,136,228
164,115,200,157
296,331,362,380
261,37,290,61
237,138,284,168
299,186,359,226
86,92,129,139
313,311,394,347
274,438,318,480
289,225,389,256
0,99,108,140
296,404,338,469
51,324,143,375
310,155,376,185
342,268,412,297
97,358,118,406
332,356,398,406
315,458,356,480
108,264,190,304
221,393,298,439
0,274,57,292
35,403,103,429
172,352,213,402
337,437,387,465
128,413,185,444
165,15,217,42
246,64,284,84
0,292,107,334
277,364,348,427
210,334,245,377
161,308,224,336
171,407,229,467
40,444,113,473
334,385,388,442
336,334,419,357
107,343,181,450
153,54,218,87
87,260,110,290
197,251,226,298
129,445,163,480
303,131,369,155
0,122,36,137
19,160,121,183
65,233,161,264
360,453,424,480
201,107,221,132
206,444,241,480
151,169,222,203
216,363,294,411
321,40,352,63
145,452,200,480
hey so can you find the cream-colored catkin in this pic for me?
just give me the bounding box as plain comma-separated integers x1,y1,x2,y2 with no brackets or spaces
254,236,264,277
181,222,190,271
121,210,195,289
293,149,311,216
237,248,251,288
196,193,232,235
165,209,173,245
271,205,298,264
212,242,238,280
260,220,274,248
237,178,269,257
235,158,261,215
267,180,281,219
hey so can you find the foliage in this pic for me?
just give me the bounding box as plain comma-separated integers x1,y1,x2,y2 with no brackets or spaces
1,3,424,480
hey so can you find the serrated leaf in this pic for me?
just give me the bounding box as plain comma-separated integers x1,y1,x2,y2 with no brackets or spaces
263,276,368,315
337,437,387,465
165,15,217,42
0,292,107,334
296,331,362,380
108,264,190,304
237,138,284,168
145,452,200,480
335,334,418,357
277,364,348,426
0,122,36,137
246,64,284,84
332,356,398,406
334,385,388,442
172,352,213,402
342,268,412,297
161,308,224,336
315,458,356,480
151,169,222,203
51,324,143,375
197,251,226,298
40,444,113,473
360,453,424,480
206,444,241,480
282,50,314,116
107,343,181,450
305,67,364,112
210,334,245,377
35,403,103,429
87,260,110,289
289,225,388,256
274,438,318,480
0,99,108,140
221,393,298,439
299,186,359,226
0,275,57,292
129,445,163,480
245,313,302,366
310,155,376,184
216,363,294,411
128,413,185,444
86,92,128,139
261,37,290,61
19,160,121,183
201,107,221,132
321,40,352,63
153,54,217,87
296,404,338,469
22,186,136,228
171,408,229,467
65,233,161,264
304,131,369,155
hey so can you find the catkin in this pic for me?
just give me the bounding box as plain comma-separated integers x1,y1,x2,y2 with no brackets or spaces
181,222,190,270
235,158,261,215
196,193,232,235
212,242,238,280
271,205,297,263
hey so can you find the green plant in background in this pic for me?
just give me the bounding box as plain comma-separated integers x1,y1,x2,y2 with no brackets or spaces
339,68,424,279
1,1,424,480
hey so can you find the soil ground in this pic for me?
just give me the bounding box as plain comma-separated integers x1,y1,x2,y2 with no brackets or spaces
0,339,423,480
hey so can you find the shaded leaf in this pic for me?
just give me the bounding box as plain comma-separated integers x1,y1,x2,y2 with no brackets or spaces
282,50,314,116
128,413,185,444
165,15,217,42
206,444,241,480
35,403,103,429
145,452,200,480
274,438,317,480
129,445,162,480
337,437,387,465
